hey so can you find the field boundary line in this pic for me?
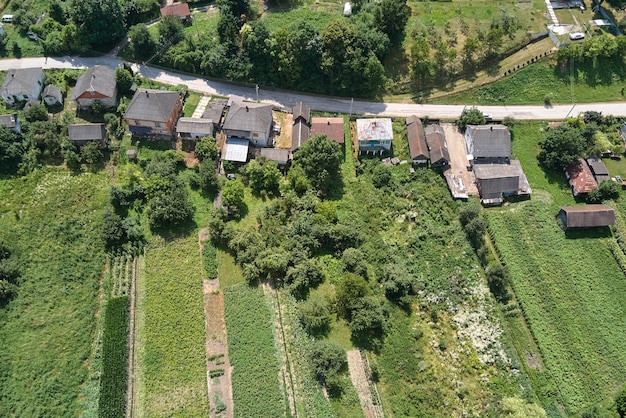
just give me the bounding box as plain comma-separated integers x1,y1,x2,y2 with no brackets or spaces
126,256,140,418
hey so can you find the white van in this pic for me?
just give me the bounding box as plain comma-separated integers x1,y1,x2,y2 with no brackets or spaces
2,15,13,23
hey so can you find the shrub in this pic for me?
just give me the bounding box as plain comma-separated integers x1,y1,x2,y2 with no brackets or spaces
202,241,218,279
310,341,347,380
617,386,626,418
457,107,485,131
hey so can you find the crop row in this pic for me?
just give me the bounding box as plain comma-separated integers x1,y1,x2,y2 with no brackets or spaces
202,241,218,279
110,254,132,297
487,202,626,413
98,296,129,418
224,283,285,417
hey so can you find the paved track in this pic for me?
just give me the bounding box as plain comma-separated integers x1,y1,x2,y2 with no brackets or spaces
2,56,625,119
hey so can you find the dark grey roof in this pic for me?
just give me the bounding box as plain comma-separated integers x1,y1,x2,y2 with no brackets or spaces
1,68,43,97
467,125,511,159
124,89,181,122
260,147,290,165
291,121,310,151
406,116,428,160
68,123,107,141
176,117,214,134
473,160,531,199
559,204,615,228
202,99,227,122
425,124,450,164
586,158,609,176
292,102,310,124
71,66,117,100
43,85,63,100
222,100,272,134
0,113,19,129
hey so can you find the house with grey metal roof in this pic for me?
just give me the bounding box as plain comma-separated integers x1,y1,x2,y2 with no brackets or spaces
291,101,311,151
260,147,291,166
473,160,531,205
558,204,615,229
465,125,511,163
292,102,310,125
425,124,450,168
202,98,227,127
223,137,250,163
222,100,273,147
406,115,428,165
123,89,183,139
176,117,214,139
586,157,610,183
42,85,63,106
0,113,21,134
68,123,108,146
356,118,393,155
0,68,44,107
71,66,117,110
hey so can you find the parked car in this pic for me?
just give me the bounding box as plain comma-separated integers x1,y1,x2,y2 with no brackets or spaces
26,31,37,40
226,173,236,180
1,15,13,23
569,32,585,40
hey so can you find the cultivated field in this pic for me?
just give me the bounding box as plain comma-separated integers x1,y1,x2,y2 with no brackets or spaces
135,233,209,417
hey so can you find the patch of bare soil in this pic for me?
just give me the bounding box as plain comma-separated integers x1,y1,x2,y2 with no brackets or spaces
273,111,293,149
347,350,384,418
200,234,234,418
441,123,478,197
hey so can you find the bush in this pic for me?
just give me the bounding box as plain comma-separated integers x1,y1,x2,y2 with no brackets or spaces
457,107,485,131
587,180,621,203
617,386,626,418
486,263,511,303
202,241,218,279
195,136,218,162
310,341,347,380
299,293,332,335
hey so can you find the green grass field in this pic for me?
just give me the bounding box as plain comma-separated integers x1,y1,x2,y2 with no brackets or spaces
223,283,285,417
136,233,209,417
486,122,626,414
428,61,626,105
0,169,109,416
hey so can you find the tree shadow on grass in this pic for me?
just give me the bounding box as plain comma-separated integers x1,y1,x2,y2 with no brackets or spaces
564,226,612,239
152,217,199,243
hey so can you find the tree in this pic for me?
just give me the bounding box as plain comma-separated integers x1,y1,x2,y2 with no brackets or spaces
102,208,125,250
384,263,414,304
0,126,23,175
372,163,393,189
372,0,410,44
115,67,134,96
158,15,184,47
310,341,347,380
68,0,125,48
485,263,511,303
286,164,310,194
336,273,371,318
145,186,194,229
285,259,325,297
349,296,386,335
616,386,626,418
0,243,20,302
292,135,342,195
25,104,49,122
128,24,157,61
197,163,219,196
299,293,332,334
342,248,368,278
499,397,547,418
538,124,586,171
457,107,485,131
245,158,281,196
80,141,103,164
222,179,245,213
410,37,432,87
588,180,621,203
195,136,218,162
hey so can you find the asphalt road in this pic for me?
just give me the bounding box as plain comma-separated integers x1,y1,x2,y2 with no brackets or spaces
2,56,625,119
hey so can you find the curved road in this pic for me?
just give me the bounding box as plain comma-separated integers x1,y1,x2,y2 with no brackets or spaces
3,56,625,119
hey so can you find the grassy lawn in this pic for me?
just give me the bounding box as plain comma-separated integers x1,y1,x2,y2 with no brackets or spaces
136,232,209,417
183,92,201,117
0,169,110,417
261,6,341,32
223,283,285,417
0,25,44,58
427,60,626,105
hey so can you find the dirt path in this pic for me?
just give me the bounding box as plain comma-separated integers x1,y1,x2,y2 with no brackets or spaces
263,283,300,417
347,350,384,418
442,123,478,196
200,230,234,418
126,257,140,418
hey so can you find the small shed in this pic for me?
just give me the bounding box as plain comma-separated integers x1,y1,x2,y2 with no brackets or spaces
565,158,597,196
586,157,610,183
202,99,227,127
160,3,191,23
260,147,291,166
176,117,214,139
558,204,615,229
425,124,450,168
68,123,108,146
343,2,352,16
0,113,21,134
126,149,137,161
42,85,63,106
223,137,250,163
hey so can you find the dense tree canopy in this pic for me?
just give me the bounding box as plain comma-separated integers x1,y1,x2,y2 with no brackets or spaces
457,107,486,131
292,135,343,196
538,124,586,171
68,0,125,48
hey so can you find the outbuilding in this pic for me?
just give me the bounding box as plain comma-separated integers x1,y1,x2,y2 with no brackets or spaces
558,204,615,229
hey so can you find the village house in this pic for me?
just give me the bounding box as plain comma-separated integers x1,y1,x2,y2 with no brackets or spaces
201,98,227,128
291,101,311,152
176,117,214,139
356,118,393,155
311,117,344,144
123,89,183,139
465,125,511,163
558,204,615,229
68,123,108,146
565,158,598,196
160,3,192,23
473,160,531,205
222,99,273,147
406,115,429,166
42,85,63,106
0,68,44,107
0,113,21,134
425,124,450,168
72,66,117,111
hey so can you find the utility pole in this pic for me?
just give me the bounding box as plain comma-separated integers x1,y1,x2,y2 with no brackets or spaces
255,84,259,102
349,97,353,119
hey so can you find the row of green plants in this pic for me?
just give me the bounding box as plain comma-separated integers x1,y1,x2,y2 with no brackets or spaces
487,202,626,414
98,296,129,418
139,234,209,416
223,283,285,417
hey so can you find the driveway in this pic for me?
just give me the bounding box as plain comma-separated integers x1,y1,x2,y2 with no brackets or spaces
441,123,478,196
